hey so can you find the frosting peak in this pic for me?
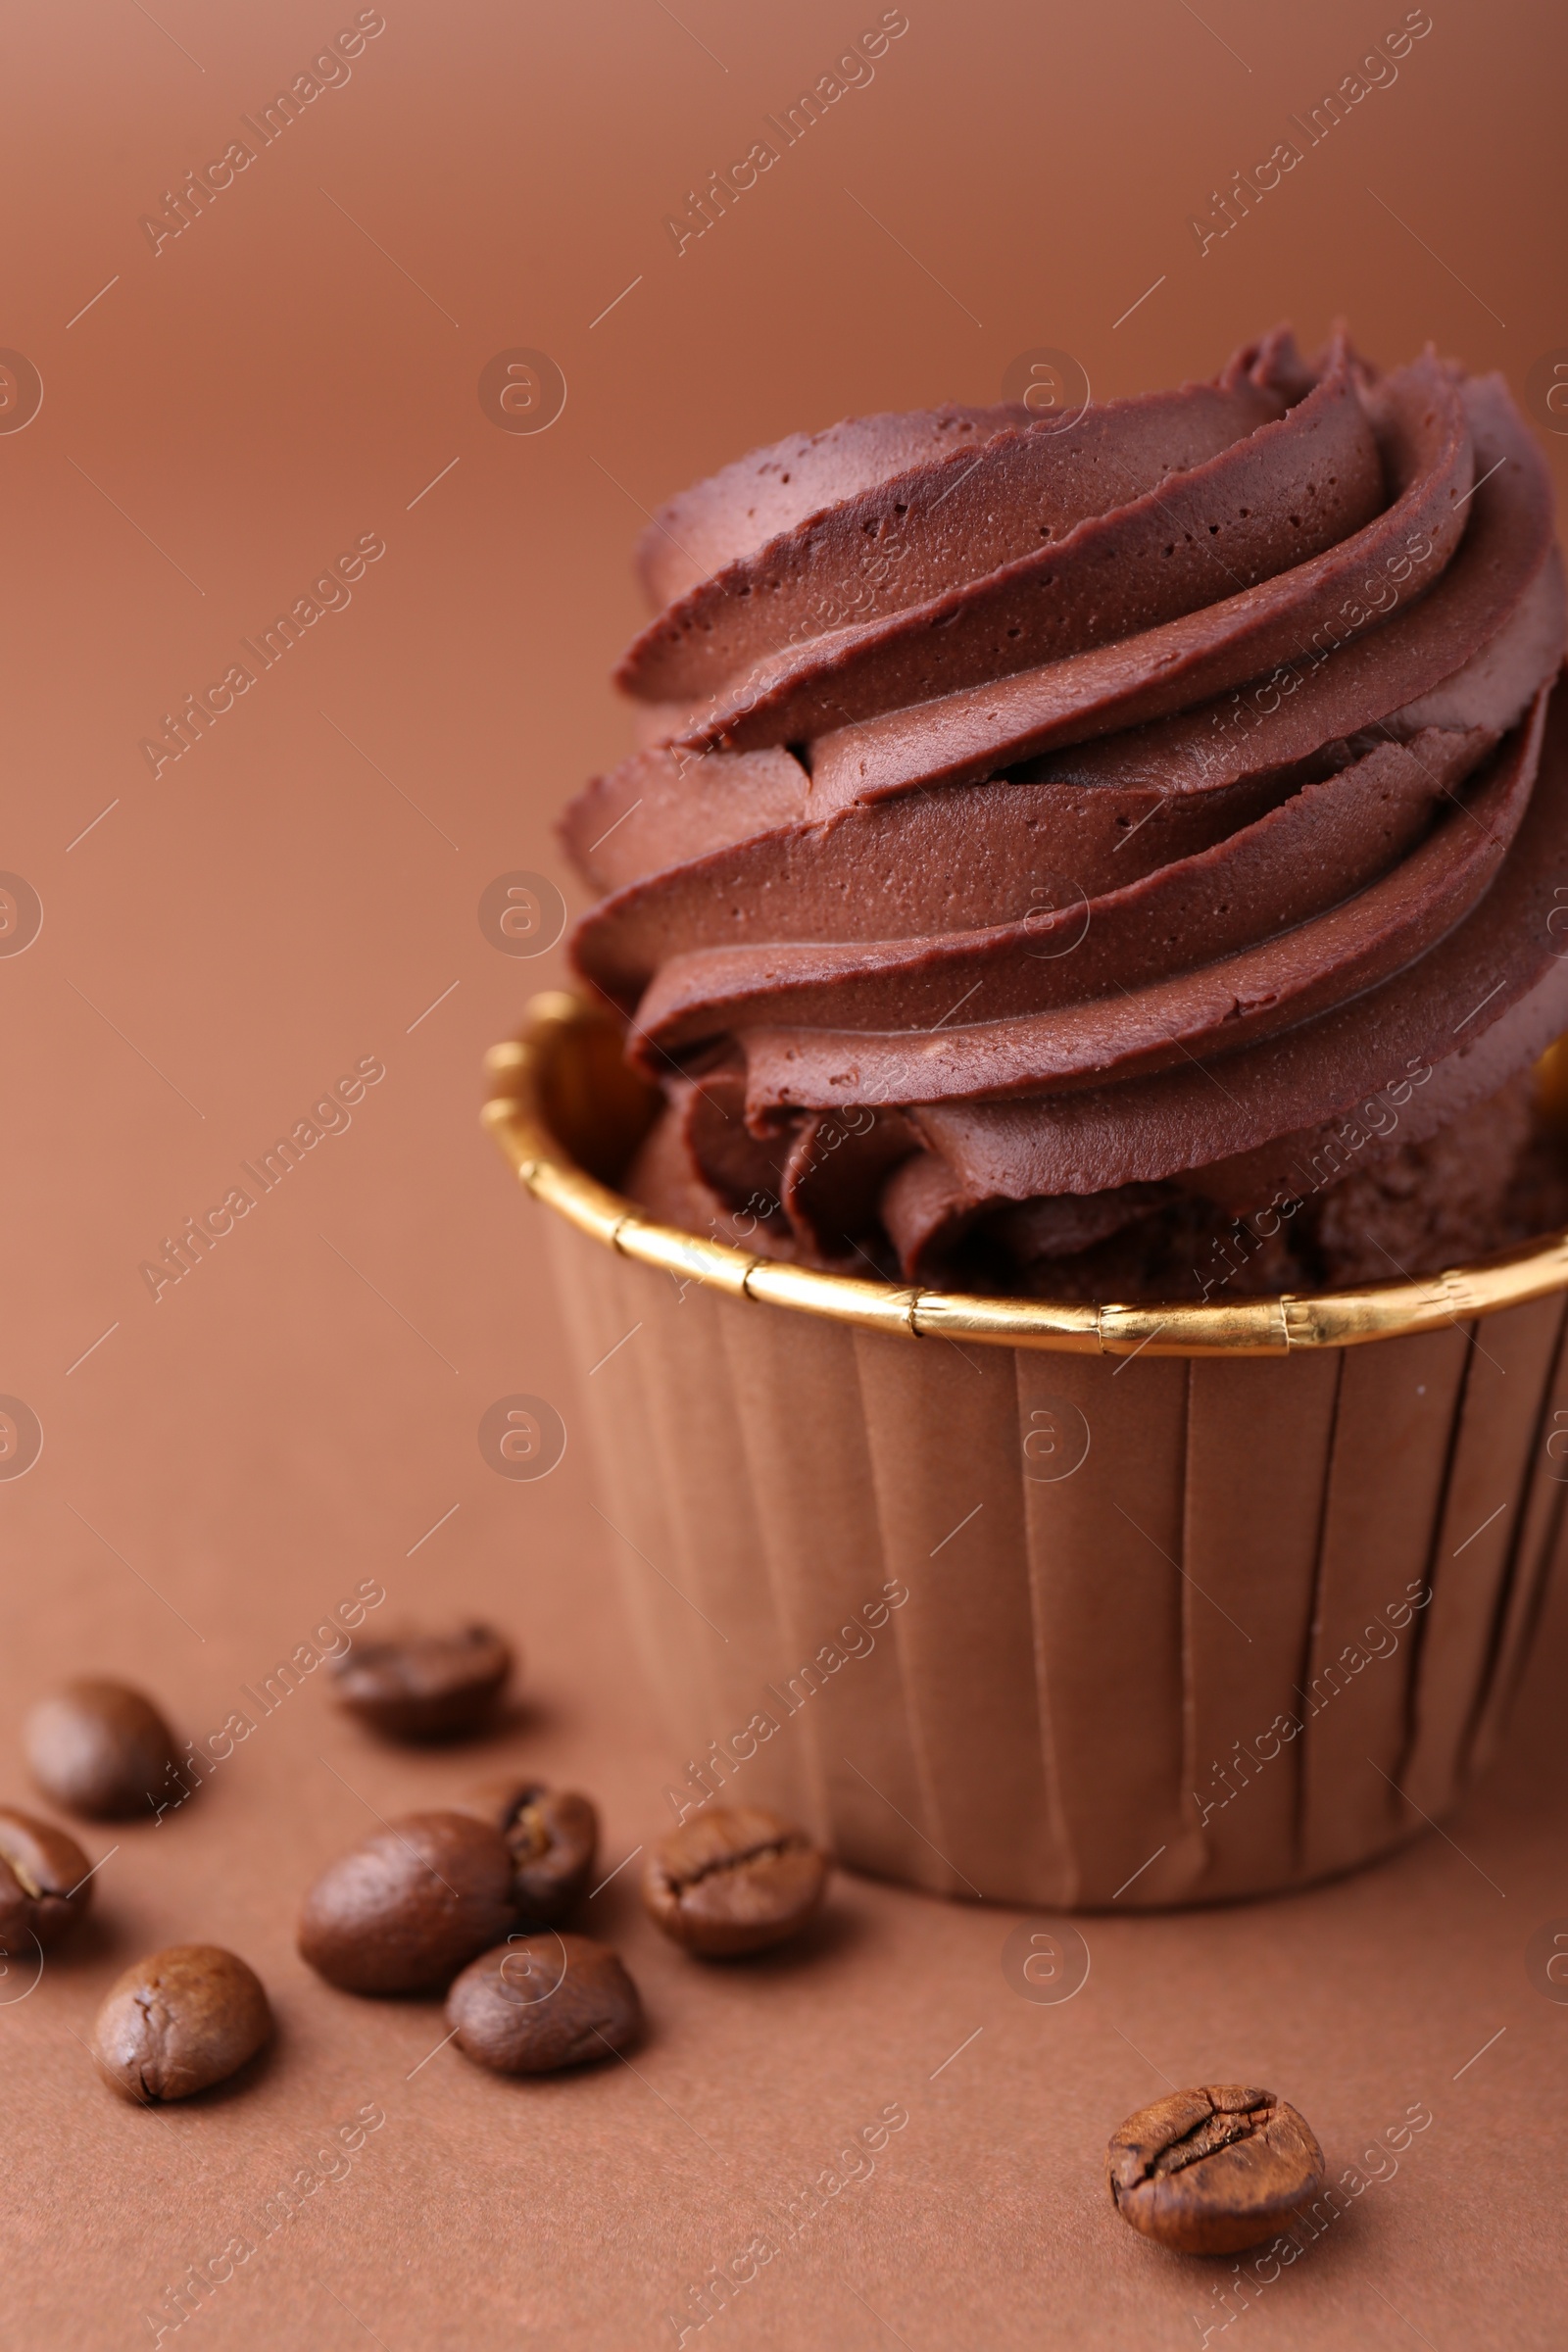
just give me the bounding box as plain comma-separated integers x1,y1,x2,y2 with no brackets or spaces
563,328,1568,1289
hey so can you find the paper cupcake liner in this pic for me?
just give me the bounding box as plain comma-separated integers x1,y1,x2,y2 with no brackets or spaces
488,996,1568,1909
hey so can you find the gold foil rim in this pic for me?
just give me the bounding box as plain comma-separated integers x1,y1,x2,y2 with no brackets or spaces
483,994,1568,1357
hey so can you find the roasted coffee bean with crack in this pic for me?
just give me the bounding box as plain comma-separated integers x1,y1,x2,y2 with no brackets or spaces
24,1680,181,1819
0,1807,94,1954
447,1932,642,2074
642,1805,828,1956
1107,2084,1326,2255
456,1781,599,1925
328,1623,514,1740
92,1945,272,2102
297,1810,520,1994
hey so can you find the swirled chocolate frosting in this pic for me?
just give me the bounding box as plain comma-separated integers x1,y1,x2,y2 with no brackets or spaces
562,328,1568,1294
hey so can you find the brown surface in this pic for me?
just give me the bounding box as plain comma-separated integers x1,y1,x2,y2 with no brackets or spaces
2,0,1567,2342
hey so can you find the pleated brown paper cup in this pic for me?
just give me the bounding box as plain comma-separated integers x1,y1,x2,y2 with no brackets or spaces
483,996,1568,1910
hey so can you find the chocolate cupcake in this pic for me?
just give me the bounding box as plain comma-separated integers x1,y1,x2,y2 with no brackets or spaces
489,328,1568,1910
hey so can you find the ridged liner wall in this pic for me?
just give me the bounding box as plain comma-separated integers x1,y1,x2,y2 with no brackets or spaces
544,1213,1568,1910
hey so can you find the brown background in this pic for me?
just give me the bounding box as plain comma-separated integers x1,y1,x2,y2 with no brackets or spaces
2,0,1566,2342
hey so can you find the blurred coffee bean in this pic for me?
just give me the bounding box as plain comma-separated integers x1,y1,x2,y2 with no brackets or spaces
1107,2084,1326,2255
448,1932,642,2074
328,1623,513,1740
643,1805,828,1956
92,1944,271,2102
24,1680,180,1819
298,1810,519,1994
0,1806,93,1952
458,1780,599,1924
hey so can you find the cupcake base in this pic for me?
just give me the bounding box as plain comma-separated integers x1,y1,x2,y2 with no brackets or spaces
543,1204,1568,1909
490,998,1568,1910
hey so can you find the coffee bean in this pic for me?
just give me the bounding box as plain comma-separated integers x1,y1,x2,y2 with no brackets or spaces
0,1806,94,1953
1107,2084,1326,2255
298,1810,519,1994
24,1680,180,1820
92,1944,271,2102
456,1780,599,1925
328,1623,514,1740
643,1805,828,1957
447,1933,642,2074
